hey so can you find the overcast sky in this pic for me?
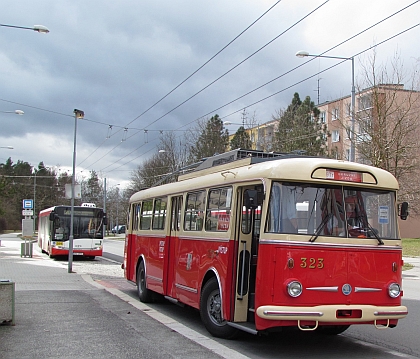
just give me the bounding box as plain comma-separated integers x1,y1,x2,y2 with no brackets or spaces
1,0,419,189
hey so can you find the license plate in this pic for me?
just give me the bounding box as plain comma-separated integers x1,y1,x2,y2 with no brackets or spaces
72,253,83,256
56,242,63,246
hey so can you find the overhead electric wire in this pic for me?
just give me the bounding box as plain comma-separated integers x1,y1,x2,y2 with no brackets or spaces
139,1,330,130
175,0,420,129
84,1,330,171
77,0,283,167
103,20,420,175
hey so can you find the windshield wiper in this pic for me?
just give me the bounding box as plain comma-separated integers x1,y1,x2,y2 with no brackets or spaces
354,216,384,245
309,213,332,243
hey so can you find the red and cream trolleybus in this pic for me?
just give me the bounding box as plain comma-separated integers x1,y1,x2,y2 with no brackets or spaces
38,203,106,259
124,149,409,338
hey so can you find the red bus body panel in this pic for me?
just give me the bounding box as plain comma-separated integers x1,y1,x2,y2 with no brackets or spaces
254,242,404,330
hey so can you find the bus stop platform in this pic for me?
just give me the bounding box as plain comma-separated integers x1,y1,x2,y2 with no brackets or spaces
0,234,231,359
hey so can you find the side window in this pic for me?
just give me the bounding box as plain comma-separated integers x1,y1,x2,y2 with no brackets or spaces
184,191,206,231
132,203,141,231
152,197,167,230
140,200,153,230
205,187,232,231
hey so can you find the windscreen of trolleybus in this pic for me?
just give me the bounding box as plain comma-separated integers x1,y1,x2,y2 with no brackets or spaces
266,182,398,239
54,209,104,240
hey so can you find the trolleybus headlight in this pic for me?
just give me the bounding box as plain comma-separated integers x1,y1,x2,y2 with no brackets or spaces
287,280,302,297
388,283,401,298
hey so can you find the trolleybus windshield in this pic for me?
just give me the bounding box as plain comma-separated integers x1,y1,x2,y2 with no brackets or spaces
266,182,398,239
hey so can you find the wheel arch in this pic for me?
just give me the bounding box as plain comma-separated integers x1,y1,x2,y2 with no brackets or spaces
201,267,224,315
136,254,147,285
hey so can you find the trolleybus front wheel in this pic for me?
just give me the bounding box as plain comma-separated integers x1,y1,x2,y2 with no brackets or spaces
200,277,238,339
137,261,153,303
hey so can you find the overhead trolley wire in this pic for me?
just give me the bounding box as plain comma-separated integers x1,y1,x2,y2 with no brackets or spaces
77,0,284,167
103,19,420,175
85,1,329,171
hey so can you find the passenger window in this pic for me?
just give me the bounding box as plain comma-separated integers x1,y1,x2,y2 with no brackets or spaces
205,187,232,231
140,200,153,230
152,198,167,230
184,191,206,231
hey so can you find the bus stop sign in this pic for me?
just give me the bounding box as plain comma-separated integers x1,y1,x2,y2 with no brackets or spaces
23,199,33,209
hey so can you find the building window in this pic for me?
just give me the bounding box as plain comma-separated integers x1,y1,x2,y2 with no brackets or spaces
346,103,351,116
332,130,340,143
320,111,326,124
358,95,372,111
332,108,339,120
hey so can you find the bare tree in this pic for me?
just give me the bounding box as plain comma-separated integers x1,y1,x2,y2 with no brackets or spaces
129,131,189,190
355,51,420,213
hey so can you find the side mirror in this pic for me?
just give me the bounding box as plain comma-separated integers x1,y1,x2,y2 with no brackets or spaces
103,216,108,226
399,202,409,220
244,189,258,209
49,212,57,221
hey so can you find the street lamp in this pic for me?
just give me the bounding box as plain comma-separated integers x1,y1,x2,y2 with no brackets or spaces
68,109,84,273
0,24,49,33
296,51,355,162
0,110,24,115
0,146,13,149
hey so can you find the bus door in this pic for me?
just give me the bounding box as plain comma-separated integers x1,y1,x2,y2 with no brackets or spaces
165,195,182,298
234,185,263,323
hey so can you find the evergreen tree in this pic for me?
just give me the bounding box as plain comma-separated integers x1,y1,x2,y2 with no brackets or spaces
189,114,229,161
272,93,327,156
230,126,252,150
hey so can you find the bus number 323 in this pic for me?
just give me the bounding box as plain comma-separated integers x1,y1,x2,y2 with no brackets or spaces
300,257,324,269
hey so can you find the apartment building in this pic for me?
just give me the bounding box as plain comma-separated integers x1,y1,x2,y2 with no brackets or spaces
318,84,420,238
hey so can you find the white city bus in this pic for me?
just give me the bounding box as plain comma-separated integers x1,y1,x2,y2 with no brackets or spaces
38,204,106,259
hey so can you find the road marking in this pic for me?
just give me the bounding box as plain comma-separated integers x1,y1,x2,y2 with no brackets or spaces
82,274,250,359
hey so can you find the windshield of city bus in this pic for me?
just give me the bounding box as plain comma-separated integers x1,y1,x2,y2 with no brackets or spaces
54,209,104,240
266,182,398,240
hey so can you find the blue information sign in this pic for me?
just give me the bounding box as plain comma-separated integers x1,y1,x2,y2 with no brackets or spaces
23,199,34,209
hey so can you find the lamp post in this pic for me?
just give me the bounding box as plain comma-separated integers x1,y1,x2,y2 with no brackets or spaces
0,146,13,149
295,51,355,162
68,109,84,273
0,24,49,33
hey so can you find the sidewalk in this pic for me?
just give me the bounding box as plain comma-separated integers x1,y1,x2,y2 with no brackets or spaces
0,234,231,359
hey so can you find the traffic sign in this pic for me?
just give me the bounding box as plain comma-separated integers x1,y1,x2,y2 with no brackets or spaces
22,210,34,216
23,199,33,209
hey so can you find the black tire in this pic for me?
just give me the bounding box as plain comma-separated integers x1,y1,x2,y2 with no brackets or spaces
200,278,238,339
317,325,350,335
137,261,153,303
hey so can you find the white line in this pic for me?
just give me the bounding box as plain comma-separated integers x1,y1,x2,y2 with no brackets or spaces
82,275,250,359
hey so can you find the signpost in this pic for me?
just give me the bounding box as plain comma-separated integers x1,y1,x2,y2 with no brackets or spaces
21,199,34,257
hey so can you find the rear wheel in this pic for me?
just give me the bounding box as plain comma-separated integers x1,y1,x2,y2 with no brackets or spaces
137,261,153,303
200,278,238,339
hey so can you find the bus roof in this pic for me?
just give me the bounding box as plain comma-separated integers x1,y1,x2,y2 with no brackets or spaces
130,151,399,203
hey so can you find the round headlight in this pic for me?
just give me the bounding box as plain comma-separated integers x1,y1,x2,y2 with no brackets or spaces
388,283,401,298
287,281,302,297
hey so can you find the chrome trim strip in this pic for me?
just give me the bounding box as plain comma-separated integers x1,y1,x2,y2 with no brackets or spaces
147,275,163,283
178,236,230,243
175,283,198,294
355,287,381,293
264,311,324,317
306,287,339,292
374,310,408,316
